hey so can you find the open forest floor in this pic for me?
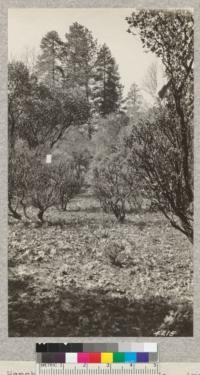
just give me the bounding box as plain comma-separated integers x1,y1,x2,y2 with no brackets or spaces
8,194,193,337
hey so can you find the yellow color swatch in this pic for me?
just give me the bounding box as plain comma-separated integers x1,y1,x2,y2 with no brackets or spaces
101,352,113,363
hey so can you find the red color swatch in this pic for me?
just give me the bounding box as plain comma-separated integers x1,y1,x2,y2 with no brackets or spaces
88,353,101,363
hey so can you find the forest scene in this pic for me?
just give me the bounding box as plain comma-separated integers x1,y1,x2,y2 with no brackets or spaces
8,9,193,336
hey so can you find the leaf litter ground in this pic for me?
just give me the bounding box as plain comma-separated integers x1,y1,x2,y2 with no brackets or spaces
8,196,192,336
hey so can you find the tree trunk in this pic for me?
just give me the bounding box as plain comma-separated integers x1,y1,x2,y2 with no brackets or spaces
172,88,193,204
20,197,30,220
37,209,44,223
118,212,125,223
8,202,22,220
113,202,126,223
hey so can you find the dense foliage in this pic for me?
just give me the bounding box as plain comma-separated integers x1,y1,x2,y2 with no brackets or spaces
126,9,193,241
8,13,193,238
8,12,193,337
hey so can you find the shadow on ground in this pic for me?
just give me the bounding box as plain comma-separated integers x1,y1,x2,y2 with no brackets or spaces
8,276,193,337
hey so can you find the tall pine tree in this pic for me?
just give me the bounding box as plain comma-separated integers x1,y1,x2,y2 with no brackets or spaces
125,83,143,119
36,31,63,88
93,43,122,117
63,22,97,102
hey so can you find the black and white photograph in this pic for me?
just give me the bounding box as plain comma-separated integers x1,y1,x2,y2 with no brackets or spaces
8,8,193,337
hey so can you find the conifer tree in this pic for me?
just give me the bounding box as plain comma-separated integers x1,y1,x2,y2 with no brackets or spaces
63,22,97,102
36,31,63,88
93,43,122,116
125,83,143,119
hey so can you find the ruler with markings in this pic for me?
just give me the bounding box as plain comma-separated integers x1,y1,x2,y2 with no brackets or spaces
1,361,200,375
36,363,159,375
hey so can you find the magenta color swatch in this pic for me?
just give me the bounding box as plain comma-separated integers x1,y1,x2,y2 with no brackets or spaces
77,352,89,363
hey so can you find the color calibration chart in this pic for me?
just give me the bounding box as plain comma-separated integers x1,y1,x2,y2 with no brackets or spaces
36,343,159,374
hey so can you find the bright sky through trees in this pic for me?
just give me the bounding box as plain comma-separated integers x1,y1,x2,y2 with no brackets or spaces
8,8,163,98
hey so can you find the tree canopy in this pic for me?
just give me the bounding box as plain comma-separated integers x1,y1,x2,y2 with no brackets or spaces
8,14,194,241
126,9,193,241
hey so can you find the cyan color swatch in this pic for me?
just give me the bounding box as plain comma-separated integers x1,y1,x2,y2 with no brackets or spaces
124,352,137,362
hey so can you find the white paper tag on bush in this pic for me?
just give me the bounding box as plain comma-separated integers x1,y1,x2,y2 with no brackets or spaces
46,154,52,164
